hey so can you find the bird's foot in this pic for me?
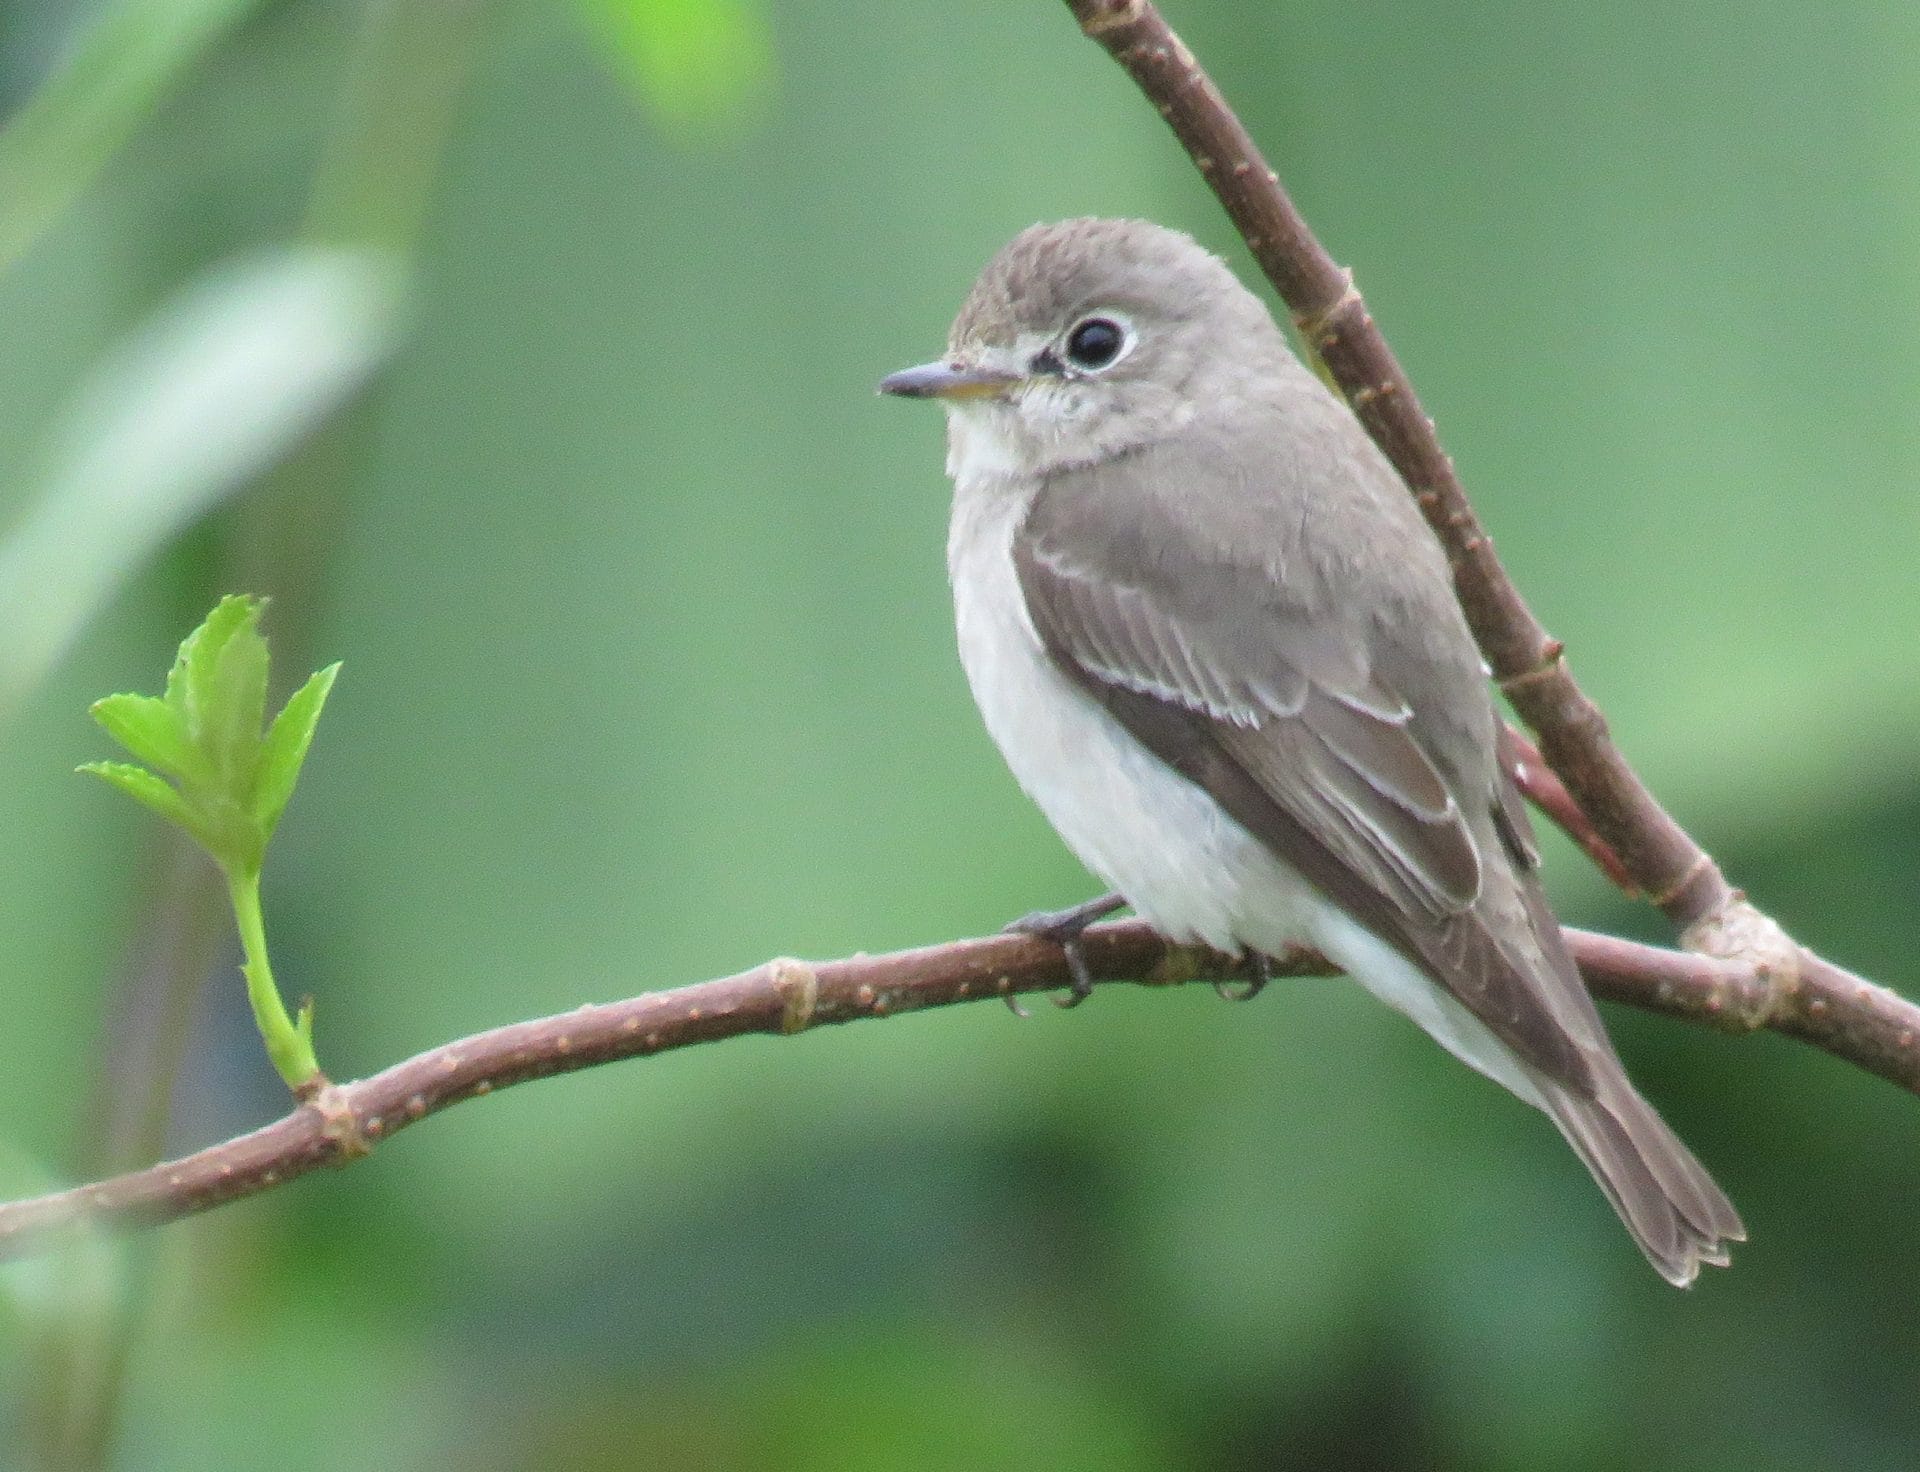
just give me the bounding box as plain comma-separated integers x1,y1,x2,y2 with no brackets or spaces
1001,892,1127,1014
1213,949,1273,1002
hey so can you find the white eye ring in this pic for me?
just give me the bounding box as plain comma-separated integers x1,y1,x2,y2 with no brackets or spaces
1060,313,1135,373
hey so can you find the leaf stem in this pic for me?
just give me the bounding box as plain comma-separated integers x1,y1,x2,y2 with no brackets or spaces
223,867,318,1090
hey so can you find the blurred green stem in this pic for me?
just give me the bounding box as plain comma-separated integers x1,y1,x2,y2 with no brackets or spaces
0,0,269,276
226,866,319,1091
303,0,491,252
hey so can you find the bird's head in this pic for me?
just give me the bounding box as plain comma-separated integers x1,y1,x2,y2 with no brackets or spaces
880,217,1284,479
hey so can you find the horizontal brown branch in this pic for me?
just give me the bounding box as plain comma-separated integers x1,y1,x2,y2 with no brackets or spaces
2,919,1915,1263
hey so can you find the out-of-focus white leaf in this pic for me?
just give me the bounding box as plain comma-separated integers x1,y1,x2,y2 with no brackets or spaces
0,1140,123,1331
0,247,404,718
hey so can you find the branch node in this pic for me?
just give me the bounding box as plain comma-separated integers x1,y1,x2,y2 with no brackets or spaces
1679,895,1801,1031
1648,852,1713,910
1496,640,1567,696
306,1080,371,1161
770,957,819,1034
1077,0,1146,33
1291,270,1360,342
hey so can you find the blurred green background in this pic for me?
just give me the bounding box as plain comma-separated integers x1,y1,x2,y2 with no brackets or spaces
0,0,1916,1467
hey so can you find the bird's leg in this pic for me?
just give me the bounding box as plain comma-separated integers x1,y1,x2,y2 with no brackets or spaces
1214,949,1273,1002
1002,892,1128,1012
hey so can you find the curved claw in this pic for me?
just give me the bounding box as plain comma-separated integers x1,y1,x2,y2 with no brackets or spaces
1001,893,1123,1013
1050,946,1097,1008
1214,950,1273,1002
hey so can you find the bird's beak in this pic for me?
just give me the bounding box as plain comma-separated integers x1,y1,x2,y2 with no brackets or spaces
878,360,1020,401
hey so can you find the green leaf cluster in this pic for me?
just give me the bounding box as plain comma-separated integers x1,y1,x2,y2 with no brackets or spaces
81,594,337,880
81,595,337,1089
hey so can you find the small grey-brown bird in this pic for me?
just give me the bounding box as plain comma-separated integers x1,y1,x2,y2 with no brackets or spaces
881,217,1741,1284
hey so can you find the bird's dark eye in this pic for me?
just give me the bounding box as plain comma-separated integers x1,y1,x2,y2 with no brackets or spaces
1064,317,1126,370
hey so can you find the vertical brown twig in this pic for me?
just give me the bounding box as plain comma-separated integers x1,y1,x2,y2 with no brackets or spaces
1061,0,1736,930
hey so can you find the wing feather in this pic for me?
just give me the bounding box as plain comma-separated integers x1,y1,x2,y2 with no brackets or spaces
1013,479,1594,1089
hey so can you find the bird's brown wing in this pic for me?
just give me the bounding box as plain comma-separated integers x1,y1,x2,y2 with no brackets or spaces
1012,468,1596,1092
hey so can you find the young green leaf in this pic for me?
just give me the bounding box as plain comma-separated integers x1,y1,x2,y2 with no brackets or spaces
255,661,339,840
170,591,253,713
199,601,271,793
86,692,198,782
77,760,210,849
88,593,340,875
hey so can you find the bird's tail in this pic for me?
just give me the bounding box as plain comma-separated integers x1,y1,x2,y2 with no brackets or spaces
1538,1067,1744,1286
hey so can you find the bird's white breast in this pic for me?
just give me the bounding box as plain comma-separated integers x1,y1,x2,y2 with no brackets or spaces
946,465,1294,955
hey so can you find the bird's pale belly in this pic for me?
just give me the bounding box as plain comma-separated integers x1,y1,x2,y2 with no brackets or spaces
949,488,1320,955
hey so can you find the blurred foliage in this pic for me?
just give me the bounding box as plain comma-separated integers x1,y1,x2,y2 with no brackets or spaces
0,0,268,272
0,248,396,717
0,0,1915,1468
573,0,773,130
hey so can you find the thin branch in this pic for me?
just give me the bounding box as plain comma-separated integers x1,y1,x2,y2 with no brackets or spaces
1059,0,1898,1016
2,920,1917,1263
1062,1,1729,926
1501,723,1636,893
